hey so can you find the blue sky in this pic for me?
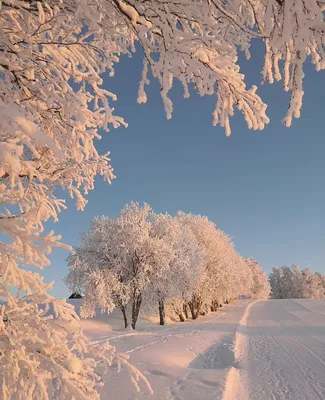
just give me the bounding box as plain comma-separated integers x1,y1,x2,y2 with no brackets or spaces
44,41,325,298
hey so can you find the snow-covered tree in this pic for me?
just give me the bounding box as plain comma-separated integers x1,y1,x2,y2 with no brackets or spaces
176,212,253,318
66,203,178,330
144,213,204,325
314,272,325,297
0,2,147,397
300,268,324,298
269,267,285,299
269,265,325,299
245,258,270,299
79,0,324,132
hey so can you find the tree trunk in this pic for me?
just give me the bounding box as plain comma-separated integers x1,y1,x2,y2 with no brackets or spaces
188,300,196,320
131,292,142,330
158,299,165,326
178,312,185,322
117,298,129,328
183,304,189,319
211,300,218,312
200,304,208,316
121,305,128,329
189,294,202,320
195,296,203,319
193,307,200,319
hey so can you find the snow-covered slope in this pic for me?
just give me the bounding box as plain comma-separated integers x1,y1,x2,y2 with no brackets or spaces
72,299,325,399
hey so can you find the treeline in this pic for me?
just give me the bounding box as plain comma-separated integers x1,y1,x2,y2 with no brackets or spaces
269,265,325,299
66,202,269,329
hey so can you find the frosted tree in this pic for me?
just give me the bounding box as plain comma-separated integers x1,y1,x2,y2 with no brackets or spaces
145,213,204,325
176,212,247,318
66,222,132,328
245,257,270,299
269,267,285,299
269,265,325,299
300,268,323,298
67,203,177,330
269,265,300,298
314,272,325,297
107,0,325,132
176,213,218,319
0,2,148,398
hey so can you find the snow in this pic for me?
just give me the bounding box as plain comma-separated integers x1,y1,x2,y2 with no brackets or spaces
73,298,325,399
66,356,82,374
74,299,252,399
223,299,325,400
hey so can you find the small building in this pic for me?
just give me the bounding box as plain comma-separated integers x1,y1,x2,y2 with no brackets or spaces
68,292,83,299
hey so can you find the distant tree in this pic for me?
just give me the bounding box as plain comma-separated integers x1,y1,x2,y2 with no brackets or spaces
269,265,325,299
245,258,270,299
300,268,323,299
315,272,325,297
269,267,284,299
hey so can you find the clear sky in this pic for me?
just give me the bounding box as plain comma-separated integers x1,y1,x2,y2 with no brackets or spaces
44,41,325,298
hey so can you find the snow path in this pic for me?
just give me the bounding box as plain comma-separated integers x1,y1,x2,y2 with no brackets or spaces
80,300,251,400
226,299,325,400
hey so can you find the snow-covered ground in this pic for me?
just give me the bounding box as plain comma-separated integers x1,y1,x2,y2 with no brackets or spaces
227,299,325,400
72,299,325,400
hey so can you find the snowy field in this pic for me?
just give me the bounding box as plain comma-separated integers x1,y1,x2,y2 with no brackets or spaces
68,300,325,400
71,299,325,400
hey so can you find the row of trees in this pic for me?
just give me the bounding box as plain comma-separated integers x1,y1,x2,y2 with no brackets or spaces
66,202,270,329
269,265,325,299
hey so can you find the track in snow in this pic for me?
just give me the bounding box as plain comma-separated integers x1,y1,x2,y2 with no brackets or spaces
227,299,325,400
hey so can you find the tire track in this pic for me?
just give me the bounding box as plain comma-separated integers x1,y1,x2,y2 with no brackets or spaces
268,333,323,400
221,300,261,400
